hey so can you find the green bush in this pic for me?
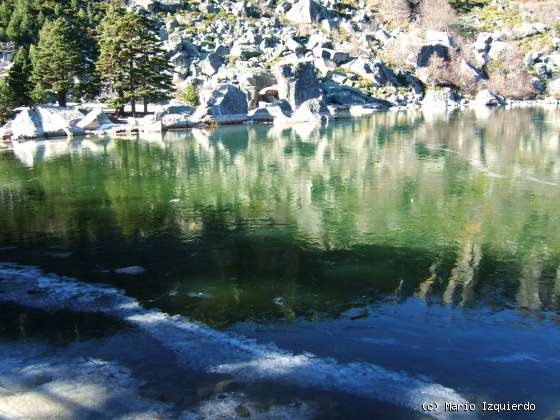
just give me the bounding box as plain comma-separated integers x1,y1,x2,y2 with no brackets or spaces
179,83,200,107
449,0,489,14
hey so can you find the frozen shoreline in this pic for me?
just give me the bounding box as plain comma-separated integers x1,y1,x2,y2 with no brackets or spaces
0,262,474,419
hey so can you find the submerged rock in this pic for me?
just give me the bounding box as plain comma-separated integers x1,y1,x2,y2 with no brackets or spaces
114,266,146,275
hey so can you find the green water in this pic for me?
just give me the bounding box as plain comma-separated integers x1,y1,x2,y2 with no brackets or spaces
1,108,560,417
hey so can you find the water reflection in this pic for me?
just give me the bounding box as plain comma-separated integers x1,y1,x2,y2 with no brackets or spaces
1,108,560,325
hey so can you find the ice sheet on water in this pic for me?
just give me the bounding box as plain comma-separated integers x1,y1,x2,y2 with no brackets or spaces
0,262,476,419
0,341,172,419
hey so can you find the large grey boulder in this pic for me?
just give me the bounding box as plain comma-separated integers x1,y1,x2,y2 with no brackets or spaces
473,89,506,107
201,52,225,77
322,82,392,108
286,0,321,24
288,97,331,123
512,23,547,40
342,58,402,87
425,31,453,48
153,103,195,129
192,84,248,125
154,103,194,121
11,108,44,140
77,108,112,131
36,106,84,137
422,88,461,113
230,42,262,60
248,104,291,123
238,69,277,109
161,114,194,130
473,32,493,67
275,60,322,110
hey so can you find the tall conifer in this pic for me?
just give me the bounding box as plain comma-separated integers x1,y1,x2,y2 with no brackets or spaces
30,18,80,107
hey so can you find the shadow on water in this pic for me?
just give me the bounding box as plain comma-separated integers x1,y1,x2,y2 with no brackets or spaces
0,301,417,419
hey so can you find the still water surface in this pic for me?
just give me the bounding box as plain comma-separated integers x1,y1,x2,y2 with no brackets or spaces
1,108,560,418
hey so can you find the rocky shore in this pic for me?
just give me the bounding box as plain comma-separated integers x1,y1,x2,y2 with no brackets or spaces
1,0,560,142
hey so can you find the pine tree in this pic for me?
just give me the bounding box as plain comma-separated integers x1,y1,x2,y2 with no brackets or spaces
0,1,15,41
0,78,15,124
6,0,35,44
30,18,80,107
97,5,172,116
7,47,32,106
136,14,173,113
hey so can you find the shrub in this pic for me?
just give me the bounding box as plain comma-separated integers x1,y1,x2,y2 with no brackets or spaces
419,0,458,32
420,51,478,96
367,0,412,28
487,44,535,99
179,82,200,107
448,0,489,14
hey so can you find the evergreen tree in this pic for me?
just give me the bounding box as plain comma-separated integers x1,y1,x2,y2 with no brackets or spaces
5,0,35,44
7,47,32,105
30,18,80,107
136,14,173,113
97,5,172,116
0,1,15,41
0,78,15,124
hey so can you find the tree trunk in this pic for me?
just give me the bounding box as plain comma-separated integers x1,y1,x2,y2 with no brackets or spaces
143,97,148,114
57,91,66,107
131,99,136,118
116,89,125,117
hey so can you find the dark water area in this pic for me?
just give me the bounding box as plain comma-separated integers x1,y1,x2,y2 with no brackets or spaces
1,108,560,418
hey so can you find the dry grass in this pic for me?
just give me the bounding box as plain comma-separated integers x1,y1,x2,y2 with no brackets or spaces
366,0,412,28
419,0,459,31
510,0,560,25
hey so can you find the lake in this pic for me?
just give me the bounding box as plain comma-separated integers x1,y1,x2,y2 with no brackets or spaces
0,108,559,419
